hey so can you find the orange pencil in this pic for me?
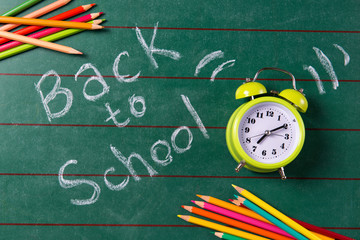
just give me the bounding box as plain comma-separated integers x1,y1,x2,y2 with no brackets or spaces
182,205,294,240
0,3,95,45
0,16,103,30
0,0,72,32
196,195,271,224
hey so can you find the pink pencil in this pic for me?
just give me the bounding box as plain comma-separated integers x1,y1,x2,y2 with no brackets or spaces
0,12,102,52
192,201,293,238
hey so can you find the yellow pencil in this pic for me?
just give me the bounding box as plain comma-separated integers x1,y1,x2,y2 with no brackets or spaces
0,16,103,30
0,30,82,55
178,215,270,240
0,0,72,32
232,184,322,240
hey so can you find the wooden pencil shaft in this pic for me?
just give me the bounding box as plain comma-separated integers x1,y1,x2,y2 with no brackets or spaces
233,185,322,240
1,0,43,17
179,215,270,240
0,16,102,30
0,4,96,45
187,206,294,240
0,20,98,60
0,30,79,54
197,195,271,223
0,0,71,32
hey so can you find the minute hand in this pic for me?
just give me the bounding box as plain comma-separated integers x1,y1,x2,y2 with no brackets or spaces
256,124,287,144
270,124,287,133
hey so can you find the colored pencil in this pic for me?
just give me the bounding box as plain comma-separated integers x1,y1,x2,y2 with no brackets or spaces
232,196,308,240
214,232,246,240
291,218,353,240
1,0,44,17
193,201,294,238
196,194,271,224
0,20,102,60
178,215,270,240
230,199,335,240
0,13,102,52
183,205,294,240
0,30,82,55
0,16,103,30
232,184,322,240
0,0,72,32
0,3,96,45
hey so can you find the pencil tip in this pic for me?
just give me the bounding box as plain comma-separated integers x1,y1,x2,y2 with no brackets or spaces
182,206,192,212
69,49,83,55
229,199,234,202
92,24,104,30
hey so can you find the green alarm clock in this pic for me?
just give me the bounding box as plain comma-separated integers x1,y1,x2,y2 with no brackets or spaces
226,68,308,179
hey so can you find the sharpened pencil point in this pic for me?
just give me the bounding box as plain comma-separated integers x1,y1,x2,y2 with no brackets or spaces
182,206,193,212
232,184,244,193
91,24,104,30
68,48,83,55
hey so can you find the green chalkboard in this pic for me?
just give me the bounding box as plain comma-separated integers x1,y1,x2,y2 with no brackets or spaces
0,0,359,239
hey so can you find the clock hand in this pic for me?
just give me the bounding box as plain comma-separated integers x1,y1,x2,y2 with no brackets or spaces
257,124,287,144
269,124,287,133
247,133,266,139
256,131,269,144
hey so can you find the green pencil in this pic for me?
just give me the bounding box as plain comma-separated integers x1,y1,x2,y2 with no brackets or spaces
0,20,104,61
213,232,246,240
2,0,44,17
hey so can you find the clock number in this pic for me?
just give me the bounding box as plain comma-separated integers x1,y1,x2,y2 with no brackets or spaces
246,138,251,143
247,118,256,124
284,134,289,140
244,127,250,133
280,143,285,149
272,149,277,155
256,112,263,118
252,146,257,152
266,111,274,117
284,123,288,129
262,150,267,156
277,115,281,121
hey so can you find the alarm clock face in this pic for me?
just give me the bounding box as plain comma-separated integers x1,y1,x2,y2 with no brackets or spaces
238,101,302,164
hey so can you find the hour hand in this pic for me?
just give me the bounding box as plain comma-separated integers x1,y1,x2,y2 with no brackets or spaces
256,133,268,144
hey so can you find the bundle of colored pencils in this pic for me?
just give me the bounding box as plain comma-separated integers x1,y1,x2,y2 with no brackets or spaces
0,0,106,60
178,184,354,240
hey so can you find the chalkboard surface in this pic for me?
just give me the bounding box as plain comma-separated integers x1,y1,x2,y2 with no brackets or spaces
0,0,359,239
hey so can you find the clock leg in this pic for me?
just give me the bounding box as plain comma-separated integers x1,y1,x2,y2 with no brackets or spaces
278,167,287,180
235,160,246,172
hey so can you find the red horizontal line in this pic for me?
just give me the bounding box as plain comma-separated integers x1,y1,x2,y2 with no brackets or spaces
1,173,359,180
0,123,359,132
0,73,359,82
0,223,194,227
104,26,360,34
0,223,358,230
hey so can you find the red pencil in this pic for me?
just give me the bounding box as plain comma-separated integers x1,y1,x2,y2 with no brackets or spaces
0,3,96,45
230,198,355,240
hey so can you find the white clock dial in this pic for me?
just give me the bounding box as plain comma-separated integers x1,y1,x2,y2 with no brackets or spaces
238,101,301,164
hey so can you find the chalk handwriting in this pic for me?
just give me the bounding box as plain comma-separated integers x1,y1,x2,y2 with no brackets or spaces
181,95,209,139
210,59,236,82
303,65,325,94
194,50,224,76
105,102,131,128
113,51,141,83
333,44,350,66
135,22,181,69
128,94,146,118
75,63,110,102
171,126,193,154
150,140,173,166
313,47,339,90
58,160,101,206
35,70,73,122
